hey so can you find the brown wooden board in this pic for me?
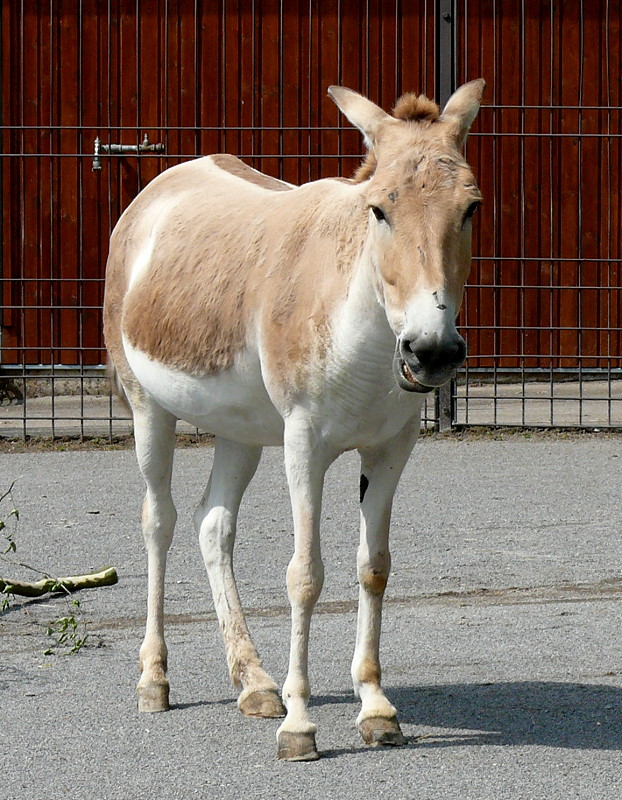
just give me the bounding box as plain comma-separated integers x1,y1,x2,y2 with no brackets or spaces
1,1,620,377
459,0,622,371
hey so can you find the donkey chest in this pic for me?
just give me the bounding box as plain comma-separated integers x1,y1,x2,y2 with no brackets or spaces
303,356,425,450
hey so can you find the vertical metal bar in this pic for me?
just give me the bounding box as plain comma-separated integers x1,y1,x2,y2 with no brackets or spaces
548,0,555,425
605,0,613,425
49,0,57,439
251,0,258,169
459,0,467,426
165,0,171,157
365,0,370,97
307,0,312,182
435,0,456,431
337,0,341,176
221,0,226,153
577,0,584,425
279,0,284,180
78,0,85,439
20,0,27,438
48,0,54,439
519,0,526,426
394,0,399,98
435,0,456,104
251,0,256,165
136,0,142,190
106,0,114,439
106,0,112,231
492,0,499,427
194,0,200,158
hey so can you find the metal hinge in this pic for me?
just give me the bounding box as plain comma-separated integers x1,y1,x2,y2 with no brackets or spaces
92,133,165,171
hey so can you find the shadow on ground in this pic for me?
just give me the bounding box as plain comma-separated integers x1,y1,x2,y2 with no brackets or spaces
312,681,622,752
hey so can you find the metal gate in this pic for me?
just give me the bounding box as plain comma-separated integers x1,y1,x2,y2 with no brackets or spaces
1,1,621,438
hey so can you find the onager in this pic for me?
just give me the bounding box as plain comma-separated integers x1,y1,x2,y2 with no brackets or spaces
104,79,485,761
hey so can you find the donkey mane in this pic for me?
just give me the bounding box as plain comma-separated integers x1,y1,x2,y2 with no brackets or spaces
392,92,440,123
353,92,441,183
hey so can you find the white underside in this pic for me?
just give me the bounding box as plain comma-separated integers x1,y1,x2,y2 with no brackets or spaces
122,336,285,446
122,333,425,451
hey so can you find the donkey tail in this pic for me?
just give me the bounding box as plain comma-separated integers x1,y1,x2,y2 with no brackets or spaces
106,355,131,413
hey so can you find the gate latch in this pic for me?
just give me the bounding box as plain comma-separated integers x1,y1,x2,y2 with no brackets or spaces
92,134,165,171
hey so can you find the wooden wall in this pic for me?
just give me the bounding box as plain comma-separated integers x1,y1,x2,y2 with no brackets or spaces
1,1,620,373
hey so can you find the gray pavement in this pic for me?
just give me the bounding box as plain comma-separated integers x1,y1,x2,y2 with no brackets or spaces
1,437,622,799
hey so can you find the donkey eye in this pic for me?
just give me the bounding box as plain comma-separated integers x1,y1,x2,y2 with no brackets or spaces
463,201,480,223
371,206,387,223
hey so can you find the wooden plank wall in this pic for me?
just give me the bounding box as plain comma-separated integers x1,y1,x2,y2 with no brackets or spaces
1,0,620,376
460,0,622,371
0,0,433,366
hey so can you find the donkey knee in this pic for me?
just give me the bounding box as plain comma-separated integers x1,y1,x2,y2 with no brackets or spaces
142,495,177,550
195,506,235,569
358,551,391,596
286,554,324,608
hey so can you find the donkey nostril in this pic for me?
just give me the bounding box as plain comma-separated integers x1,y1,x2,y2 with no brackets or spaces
454,338,467,364
403,335,466,371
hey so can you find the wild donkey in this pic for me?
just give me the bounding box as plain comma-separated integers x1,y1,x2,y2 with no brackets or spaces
104,79,485,760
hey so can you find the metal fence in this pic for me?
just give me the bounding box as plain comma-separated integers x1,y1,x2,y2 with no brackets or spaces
1,1,621,439
451,0,622,430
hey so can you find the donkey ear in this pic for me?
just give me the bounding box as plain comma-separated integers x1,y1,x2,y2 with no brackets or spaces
328,86,393,149
440,78,486,149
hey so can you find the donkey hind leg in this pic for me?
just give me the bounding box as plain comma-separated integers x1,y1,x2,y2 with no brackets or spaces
352,422,420,746
194,436,285,720
133,399,178,712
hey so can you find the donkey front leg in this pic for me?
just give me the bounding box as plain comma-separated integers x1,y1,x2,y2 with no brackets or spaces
195,436,284,719
133,401,178,713
276,420,332,761
353,422,420,746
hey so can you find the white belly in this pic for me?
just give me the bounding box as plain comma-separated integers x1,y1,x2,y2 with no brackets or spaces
122,336,425,451
122,337,285,445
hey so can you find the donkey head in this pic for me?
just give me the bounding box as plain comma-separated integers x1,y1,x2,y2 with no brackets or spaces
329,79,485,393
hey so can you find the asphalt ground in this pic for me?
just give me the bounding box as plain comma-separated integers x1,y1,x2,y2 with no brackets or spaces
1,434,622,799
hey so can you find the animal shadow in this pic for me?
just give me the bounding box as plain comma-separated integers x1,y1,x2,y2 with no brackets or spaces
383,681,622,751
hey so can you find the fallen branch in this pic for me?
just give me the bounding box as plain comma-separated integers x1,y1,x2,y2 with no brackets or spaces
0,566,118,598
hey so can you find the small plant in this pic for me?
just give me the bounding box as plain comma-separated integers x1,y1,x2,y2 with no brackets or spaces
45,598,89,655
0,481,19,553
1,480,115,653
0,480,20,611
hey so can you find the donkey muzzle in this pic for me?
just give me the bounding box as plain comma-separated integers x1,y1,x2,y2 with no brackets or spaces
394,333,467,393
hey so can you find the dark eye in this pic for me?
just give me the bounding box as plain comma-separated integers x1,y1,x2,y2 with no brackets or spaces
371,206,387,223
463,201,480,223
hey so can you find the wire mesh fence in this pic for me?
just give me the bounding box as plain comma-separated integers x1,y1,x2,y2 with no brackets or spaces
1,1,621,438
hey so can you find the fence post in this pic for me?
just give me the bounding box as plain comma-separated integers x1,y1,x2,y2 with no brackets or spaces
435,0,457,432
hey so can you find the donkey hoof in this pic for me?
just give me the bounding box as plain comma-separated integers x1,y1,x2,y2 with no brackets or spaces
238,689,286,719
358,716,406,747
277,731,320,761
137,681,170,713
